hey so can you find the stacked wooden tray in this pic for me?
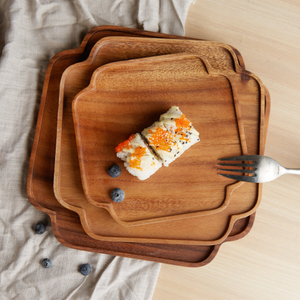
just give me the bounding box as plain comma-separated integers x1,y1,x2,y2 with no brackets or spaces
27,25,270,267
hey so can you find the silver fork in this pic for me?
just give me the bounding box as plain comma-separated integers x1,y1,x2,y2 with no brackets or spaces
218,155,300,183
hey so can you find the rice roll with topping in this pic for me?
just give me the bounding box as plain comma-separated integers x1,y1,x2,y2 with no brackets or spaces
115,133,162,180
142,106,200,166
141,121,177,166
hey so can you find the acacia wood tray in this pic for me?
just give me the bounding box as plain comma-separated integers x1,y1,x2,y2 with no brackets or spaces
54,36,249,228
27,25,268,266
69,53,266,244
72,53,247,225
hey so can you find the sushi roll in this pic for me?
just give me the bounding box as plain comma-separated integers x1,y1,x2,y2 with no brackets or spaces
115,106,200,180
115,133,162,180
142,106,200,166
141,121,176,166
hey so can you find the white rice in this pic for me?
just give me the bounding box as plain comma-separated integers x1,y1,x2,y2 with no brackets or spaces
115,106,200,180
142,106,200,166
116,133,162,180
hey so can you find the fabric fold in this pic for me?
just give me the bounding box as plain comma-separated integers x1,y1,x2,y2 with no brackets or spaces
0,0,194,299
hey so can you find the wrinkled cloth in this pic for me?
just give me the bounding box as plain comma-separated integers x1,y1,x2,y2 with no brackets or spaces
0,0,195,299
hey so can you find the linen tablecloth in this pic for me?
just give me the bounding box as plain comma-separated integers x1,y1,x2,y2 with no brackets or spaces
0,0,195,299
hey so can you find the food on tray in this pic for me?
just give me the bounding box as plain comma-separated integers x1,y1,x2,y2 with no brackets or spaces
115,107,200,181
143,106,200,166
110,188,125,203
108,164,121,178
115,133,162,180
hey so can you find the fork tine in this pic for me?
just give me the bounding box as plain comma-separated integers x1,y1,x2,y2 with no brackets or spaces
218,163,255,167
218,168,256,174
218,155,259,161
218,173,257,183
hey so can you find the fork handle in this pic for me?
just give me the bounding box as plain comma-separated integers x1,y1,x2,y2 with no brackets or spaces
285,168,300,175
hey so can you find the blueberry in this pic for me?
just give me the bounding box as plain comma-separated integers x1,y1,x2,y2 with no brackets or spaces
111,188,125,203
108,164,121,178
34,221,46,234
41,258,52,268
79,263,91,276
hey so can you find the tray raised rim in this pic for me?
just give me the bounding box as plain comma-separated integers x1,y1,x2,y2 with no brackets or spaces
69,53,248,227
26,25,264,266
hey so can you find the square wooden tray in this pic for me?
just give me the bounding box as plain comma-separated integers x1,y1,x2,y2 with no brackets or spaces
27,25,269,266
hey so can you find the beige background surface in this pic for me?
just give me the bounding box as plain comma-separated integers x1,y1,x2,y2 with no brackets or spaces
153,0,300,299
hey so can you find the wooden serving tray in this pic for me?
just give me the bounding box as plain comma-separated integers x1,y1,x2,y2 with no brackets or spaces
71,53,247,226
69,53,267,245
54,36,249,227
27,25,265,266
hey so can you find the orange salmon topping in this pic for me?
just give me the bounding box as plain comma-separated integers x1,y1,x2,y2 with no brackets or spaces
148,127,173,151
115,134,135,153
129,146,147,170
175,114,191,131
174,114,192,142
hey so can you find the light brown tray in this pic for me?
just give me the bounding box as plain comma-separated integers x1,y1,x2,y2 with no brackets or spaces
71,53,248,226
69,53,266,245
54,36,250,227
27,25,267,266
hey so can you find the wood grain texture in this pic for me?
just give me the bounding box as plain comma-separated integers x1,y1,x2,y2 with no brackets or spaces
69,51,267,244
73,55,246,223
54,38,249,230
70,53,265,242
153,0,300,297
27,25,255,266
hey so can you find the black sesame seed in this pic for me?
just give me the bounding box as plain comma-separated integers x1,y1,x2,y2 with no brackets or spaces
171,118,173,120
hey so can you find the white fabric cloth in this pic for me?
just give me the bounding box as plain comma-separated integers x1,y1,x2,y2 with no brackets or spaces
0,0,195,299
